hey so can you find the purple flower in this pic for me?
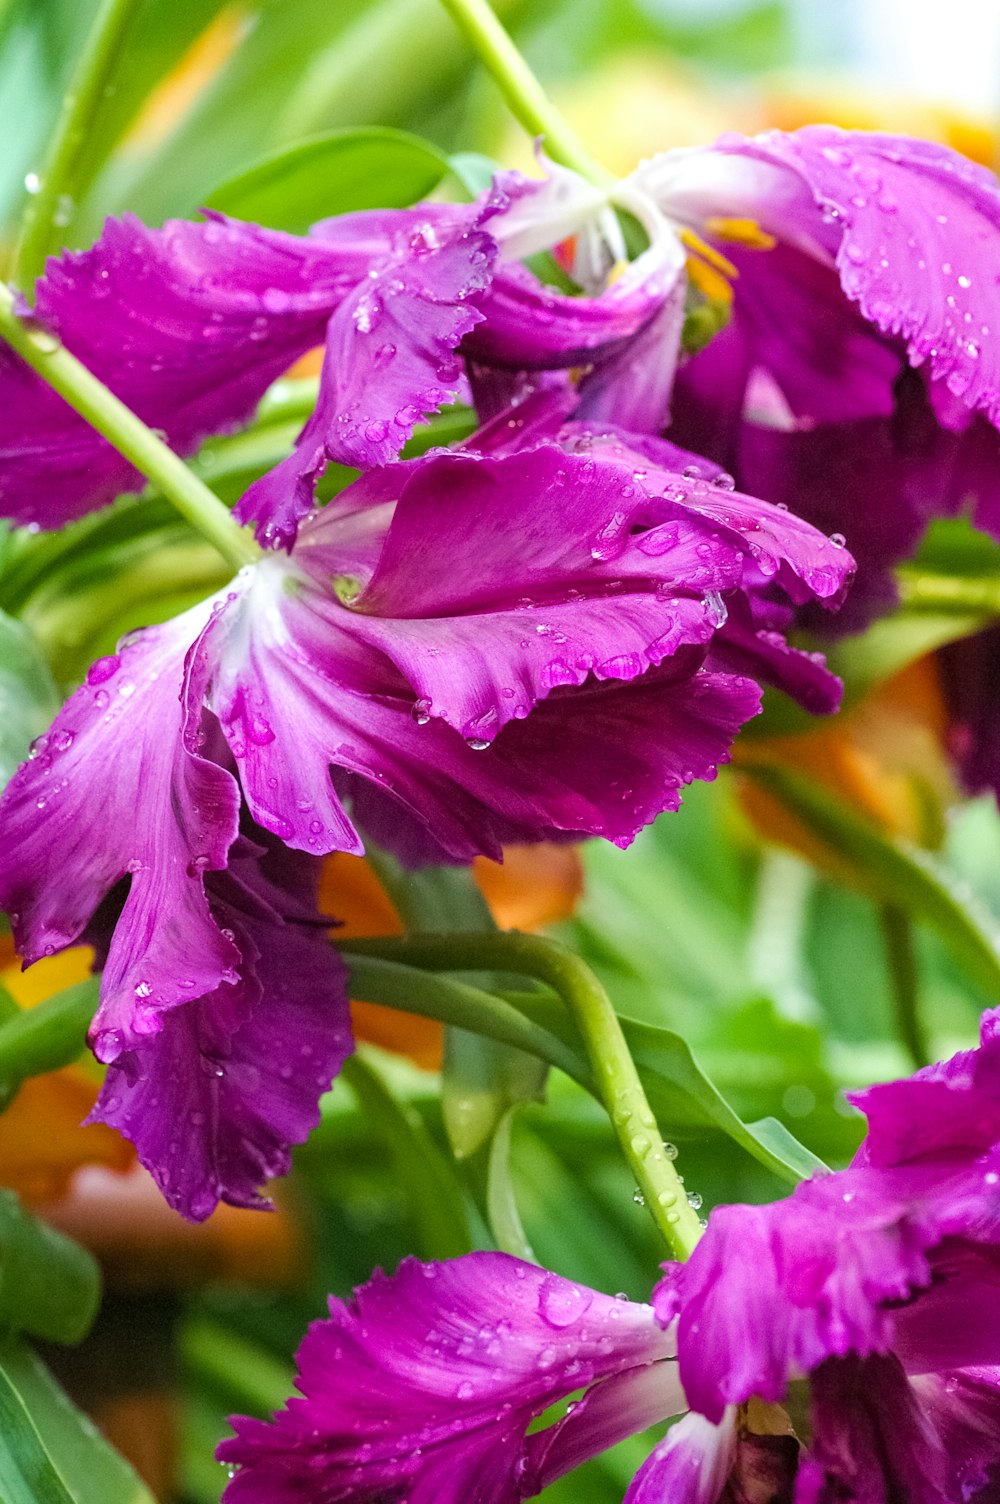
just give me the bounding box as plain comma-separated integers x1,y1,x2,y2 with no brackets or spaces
657,1008,1000,1501
461,131,1000,632
217,1252,791,1503
0,436,851,1215
0,205,494,540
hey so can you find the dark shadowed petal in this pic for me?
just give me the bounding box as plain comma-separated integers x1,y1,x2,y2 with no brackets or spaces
218,1254,673,1504
939,625,1000,801
914,1367,1000,1502
797,1354,949,1504
90,839,351,1221
1,213,371,528
0,601,241,1062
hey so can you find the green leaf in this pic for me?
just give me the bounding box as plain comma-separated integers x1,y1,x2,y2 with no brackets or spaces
485,1106,536,1261
0,607,60,788
204,125,449,232
0,1192,100,1345
742,761,1000,1000
342,1051,472,1260
0,1357,74,1504
508,994,826,1184
0,1342,154,1504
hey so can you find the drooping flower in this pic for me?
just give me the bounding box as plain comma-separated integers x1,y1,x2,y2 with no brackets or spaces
0,436,852,1216
0,205,496,538
466,130,1000,631
216,1251,795,1504
657,1007,1000,1502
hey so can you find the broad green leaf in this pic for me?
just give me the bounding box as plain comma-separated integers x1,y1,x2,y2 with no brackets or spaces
742,761,1000,1000
0,1357,74,1504
0,1191,100,1345
342,1052,472,1260
205,126,449,233
0,607,60,787
0,1342,154,1504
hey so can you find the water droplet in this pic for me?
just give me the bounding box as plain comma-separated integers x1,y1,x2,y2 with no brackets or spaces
829,532,846,548
632,1188,646,1206
539,1276,593,1329
663,1142,678,1160
24,171,40,195
411,697,432,725
686,1191,703,1211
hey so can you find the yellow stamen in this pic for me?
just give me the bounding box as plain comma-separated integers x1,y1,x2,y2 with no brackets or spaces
705,216,777,251
678,227,739,279
685,255,733,307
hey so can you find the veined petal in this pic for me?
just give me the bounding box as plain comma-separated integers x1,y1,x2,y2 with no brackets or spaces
0,602,241,1061
234,214,495,547
217,1254,672,1504
2,214,366,528
625,1411,737,1504
643,128,1000,426
89,841,352,1221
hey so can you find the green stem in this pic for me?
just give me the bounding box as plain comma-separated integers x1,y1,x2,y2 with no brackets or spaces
0,979,98,1107
880,904,931,1069
896,569,1000,617
12,0,143,289
341,934,703,1258
0,285,259,572
436,0,609,183
344,953,586,1081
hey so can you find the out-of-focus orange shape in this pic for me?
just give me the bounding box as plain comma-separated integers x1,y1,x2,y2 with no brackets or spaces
737,658,958,880
123,7,250,154
322,845,584,1070
40,1164,303,1289
762,79,994,168
0,940,133,1203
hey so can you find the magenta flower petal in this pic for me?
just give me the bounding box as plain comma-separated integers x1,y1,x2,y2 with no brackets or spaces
234,212,496,547
797,1354,949,1504
217,1253,674,1503
0,604,241,1060
624,1411,737,1504
90,841,352,1220
2,214,367,528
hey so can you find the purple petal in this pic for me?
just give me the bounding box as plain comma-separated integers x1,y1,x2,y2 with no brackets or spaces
2,214,366,528
625,1411,737,1504
654,1176,941,1423
798,1353,949,1504
218,1254,671,1504
0,603,241,1060
939,625,1000,800
234,214,496,547
527,1360,685,1491
90,840,352,1220
851,1009,1000,1170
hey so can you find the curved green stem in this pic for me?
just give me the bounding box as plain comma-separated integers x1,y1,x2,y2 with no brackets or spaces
0,979,98,1107
344,953,586,1081
12,0,144,289
341,933,703,1258
0,285,259,572
436,0,610,183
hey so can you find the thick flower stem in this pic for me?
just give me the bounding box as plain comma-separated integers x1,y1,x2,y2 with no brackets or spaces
435,0,611,185
341,933,704,1259
0,284,260,572
11,0,144,289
